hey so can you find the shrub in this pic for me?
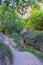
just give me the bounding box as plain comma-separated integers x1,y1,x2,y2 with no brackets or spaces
33,2,40,10
0,5,23,34
12,33,21,45
38,0,43,3
0,41,13,65
24,10,43,30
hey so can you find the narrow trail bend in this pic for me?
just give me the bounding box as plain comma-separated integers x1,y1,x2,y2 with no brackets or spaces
0,33,43,65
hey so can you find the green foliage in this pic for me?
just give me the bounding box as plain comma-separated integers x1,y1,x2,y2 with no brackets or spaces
33,2,40,10
12,33,20,45
4,0,9,7
0,41,13,65
38,0,43,3
0,5,23,34
24,9,43,30
4,0,35,6
1,0,36,15
23,47,43,59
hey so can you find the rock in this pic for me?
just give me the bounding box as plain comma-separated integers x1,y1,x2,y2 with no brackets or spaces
22,31,43,52
40,43,43,53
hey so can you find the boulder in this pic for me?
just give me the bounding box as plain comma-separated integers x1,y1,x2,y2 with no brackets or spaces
22,31,43,52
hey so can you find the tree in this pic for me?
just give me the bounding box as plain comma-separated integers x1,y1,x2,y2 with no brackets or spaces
0,0,38,15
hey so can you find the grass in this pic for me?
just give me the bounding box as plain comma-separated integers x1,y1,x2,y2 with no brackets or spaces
23,47,43,60
0,41,13,65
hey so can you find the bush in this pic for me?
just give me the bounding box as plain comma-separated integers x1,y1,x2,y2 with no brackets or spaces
0,41,13,65
38,0,43,3
33,2,40,10
24,10,43,30
0,5,23,34
12,33,21,45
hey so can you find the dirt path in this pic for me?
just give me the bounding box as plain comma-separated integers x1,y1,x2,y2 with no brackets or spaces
0,33,43,65
14,52,43,65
